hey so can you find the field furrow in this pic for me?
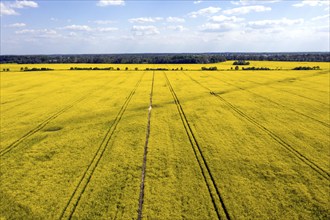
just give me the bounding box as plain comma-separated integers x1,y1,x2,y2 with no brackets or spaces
59,73,144,219
182,71,329,179
164,72,230,219
166,70,329,219
137,71,154,220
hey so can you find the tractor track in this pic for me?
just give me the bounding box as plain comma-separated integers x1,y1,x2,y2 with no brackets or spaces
244,79,329,106
59,73,144,220
0,76,128,157
163,72,231,220
182,72,330,180
137,71,155,220
203,73,329,128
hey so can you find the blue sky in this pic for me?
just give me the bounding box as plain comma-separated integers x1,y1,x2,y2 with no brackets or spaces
1,0,329,54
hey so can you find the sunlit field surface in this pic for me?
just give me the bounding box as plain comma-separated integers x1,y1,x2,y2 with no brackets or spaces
1,61,329,219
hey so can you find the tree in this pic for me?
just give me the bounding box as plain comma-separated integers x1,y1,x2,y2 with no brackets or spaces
235,66,239,70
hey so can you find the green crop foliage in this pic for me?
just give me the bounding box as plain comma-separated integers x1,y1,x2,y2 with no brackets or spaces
0,62,329,219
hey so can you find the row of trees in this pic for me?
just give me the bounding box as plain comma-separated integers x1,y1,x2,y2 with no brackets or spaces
21,67,53,71
201,67,218,70
242,67,270,70
233,60,250,65
70,67,113,70
1,52,329,64
292,66,320,70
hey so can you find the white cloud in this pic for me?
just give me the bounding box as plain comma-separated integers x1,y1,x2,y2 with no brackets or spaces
248,18,304,28
209,15,244,23
194,1,203,4
7,23,26,27
131,25,160,36
0,1,38,16
188,6,221,18
199,22,240,32
96,27,118,32
311,14,330,21
0,2,18,15
97,0,125,6
166,17,185,23
68,32,77,37
129,17,163,23
223,5,271,15
16,29,57,35
93,20,115,25
231,0,281,5
293,0,329,7
313,25,329,33
167,25,187,32
11,0,38,8
61,25,92,31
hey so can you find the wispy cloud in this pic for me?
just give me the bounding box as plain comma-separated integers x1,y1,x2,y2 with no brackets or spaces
293,0,330,7
131,25,160,36
193,1,203,4
223,5,271,15
166,17,185,23
16,29,53,34
17,29,61,40
0,1,38,16
231,0,281,6
248,18,304,28
199,22,240,32
96,27,118,32
209,15,244,23
188,6,221,18
0,3,18,16
129,17,163,23
92,20,115,25
167,25,187,32
6,23,26,28
11,0,38,9
97,0,125,7
59,24,119,33
311,14,330,21
60,25,92,31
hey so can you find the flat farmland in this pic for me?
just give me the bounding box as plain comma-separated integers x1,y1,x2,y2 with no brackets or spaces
0,62,329,219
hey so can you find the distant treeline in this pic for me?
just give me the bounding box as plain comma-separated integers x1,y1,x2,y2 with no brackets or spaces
22,67,54,71
1,52,329,64
242,67,270,70
70,67,112,70
292,66,320,70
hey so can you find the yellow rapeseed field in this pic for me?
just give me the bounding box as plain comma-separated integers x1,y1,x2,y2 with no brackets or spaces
0,61,329,219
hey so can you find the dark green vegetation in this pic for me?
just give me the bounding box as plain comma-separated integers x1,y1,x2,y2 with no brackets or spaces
293,66,321,70
233,60,250,65
1,52,329,64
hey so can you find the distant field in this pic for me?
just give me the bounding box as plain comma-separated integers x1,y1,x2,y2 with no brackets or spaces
0,61,329,219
